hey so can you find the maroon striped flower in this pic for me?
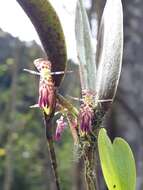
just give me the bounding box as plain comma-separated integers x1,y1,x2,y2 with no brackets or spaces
79,104,94,133
34,58,56,115
79,90,94,133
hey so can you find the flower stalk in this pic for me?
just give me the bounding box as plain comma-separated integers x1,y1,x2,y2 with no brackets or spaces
44,114,61,190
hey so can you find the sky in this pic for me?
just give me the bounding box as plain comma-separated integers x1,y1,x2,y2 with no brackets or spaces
0,0,77,59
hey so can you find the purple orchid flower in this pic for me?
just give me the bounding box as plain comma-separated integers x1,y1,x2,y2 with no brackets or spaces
55,116,67,141
79,90,94,133
80,104,94,133
33,58,56,115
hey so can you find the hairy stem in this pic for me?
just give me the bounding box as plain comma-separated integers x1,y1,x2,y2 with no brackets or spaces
83,141,99,190
44,114,61,190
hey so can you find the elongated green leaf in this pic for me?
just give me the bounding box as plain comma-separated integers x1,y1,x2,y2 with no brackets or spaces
75,0,96,90
98,128,136,190
16,0,67,87
95,0,123,103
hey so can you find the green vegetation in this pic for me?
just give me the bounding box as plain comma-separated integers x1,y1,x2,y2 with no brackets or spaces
0,29,76,190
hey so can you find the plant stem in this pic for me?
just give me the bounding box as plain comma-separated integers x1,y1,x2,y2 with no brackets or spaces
83,141,99,190
44,114,61,190
47,138,60,190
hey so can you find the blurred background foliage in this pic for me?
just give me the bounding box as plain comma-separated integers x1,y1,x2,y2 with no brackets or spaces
0,28,79,190
0,0,143,189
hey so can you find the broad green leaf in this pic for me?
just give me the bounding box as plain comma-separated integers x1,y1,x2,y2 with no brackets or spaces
95,0,123,104
16,0,67,87
98,128,136,190
75,0,96,91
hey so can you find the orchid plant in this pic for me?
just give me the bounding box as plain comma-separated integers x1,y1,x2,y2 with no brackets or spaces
17,0,136,190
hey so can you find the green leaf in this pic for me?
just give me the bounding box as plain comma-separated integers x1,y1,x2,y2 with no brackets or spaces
75,0,96,91
95,0,123,103
16,0,67,87
98,128,136,190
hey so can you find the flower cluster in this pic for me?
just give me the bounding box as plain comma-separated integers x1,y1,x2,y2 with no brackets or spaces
25,58,96,140
79,90,95,133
